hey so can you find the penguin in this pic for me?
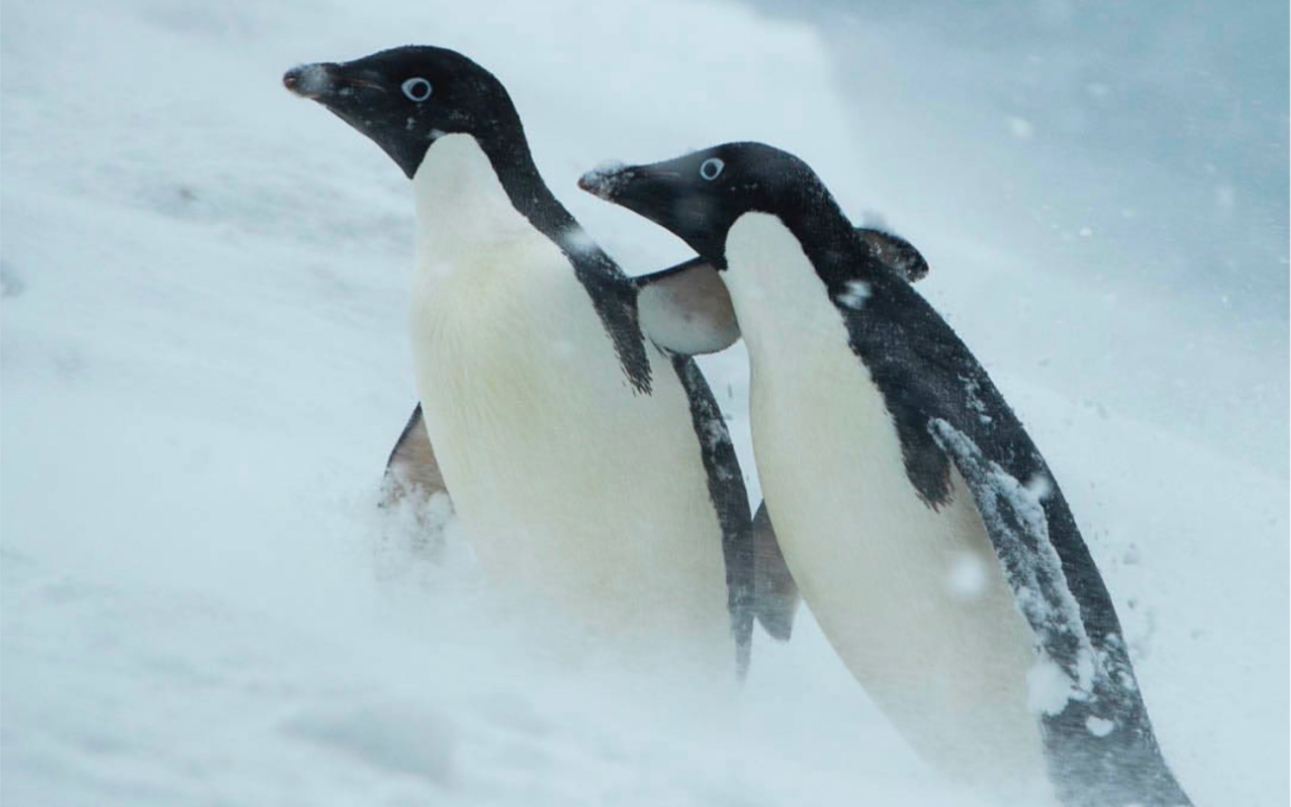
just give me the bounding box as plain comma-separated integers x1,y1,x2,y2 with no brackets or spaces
283,47,757,674
377,220,930,640
579,143,1193,807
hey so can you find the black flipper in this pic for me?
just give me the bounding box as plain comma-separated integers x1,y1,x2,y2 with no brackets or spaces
668,353,755,680
929,419,1191,807
380,404,450,509
751,501,801,642
814,249,1190,805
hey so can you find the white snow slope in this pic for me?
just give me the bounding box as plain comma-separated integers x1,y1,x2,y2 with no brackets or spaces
2,0,1286,805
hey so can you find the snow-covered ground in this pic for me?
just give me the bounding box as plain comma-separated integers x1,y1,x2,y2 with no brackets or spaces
2,0,1286,804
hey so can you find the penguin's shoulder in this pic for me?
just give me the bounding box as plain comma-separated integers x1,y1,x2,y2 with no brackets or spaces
822,268,965,506
521,221,655,395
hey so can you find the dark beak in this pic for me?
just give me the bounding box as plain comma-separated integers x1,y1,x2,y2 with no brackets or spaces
282,63,340,100
577,160,681,215
578,159,725,268
577,161,636,202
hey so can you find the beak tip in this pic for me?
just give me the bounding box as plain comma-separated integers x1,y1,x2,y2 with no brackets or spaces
282,62,334,100
578,160,630,200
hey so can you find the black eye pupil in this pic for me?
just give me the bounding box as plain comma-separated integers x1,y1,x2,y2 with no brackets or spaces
700,158,724,181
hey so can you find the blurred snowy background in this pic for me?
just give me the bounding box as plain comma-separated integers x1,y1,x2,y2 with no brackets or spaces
2,0,1286,805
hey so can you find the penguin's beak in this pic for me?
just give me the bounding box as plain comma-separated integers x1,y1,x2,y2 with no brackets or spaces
577,161,637,201
283,62,387,106
579,161,727,269
577,162,686,206
282,62,340,100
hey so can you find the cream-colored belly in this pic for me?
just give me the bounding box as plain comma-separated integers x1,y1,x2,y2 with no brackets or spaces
727,214,1047,791
405,135,729,660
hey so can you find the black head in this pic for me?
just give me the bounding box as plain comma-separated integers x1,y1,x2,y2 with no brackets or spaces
284,46,519,179
578,142,838,268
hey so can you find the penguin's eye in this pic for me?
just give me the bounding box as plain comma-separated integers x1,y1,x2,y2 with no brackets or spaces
401,77,433,102
699,157,725,181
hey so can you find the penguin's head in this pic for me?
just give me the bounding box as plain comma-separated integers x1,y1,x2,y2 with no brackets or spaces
578,142,826,269
284,46,517,179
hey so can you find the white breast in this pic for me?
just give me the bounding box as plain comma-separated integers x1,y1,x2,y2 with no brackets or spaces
405,135,729,664
724,214,1049,795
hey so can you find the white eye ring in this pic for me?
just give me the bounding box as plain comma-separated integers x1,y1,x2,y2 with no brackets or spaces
699,157,724,181
401,77,433,102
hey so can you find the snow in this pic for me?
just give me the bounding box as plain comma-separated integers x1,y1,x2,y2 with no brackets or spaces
948,552,990,600
1,0,1286,805
1026,654,1082,718
559,224,600,256
837,279,871,310
1008,117,1036,141
1025,473,1054,503
1084,716,1115,739
963,375,996,424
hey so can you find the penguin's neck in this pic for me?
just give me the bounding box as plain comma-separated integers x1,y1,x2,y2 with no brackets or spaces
411,134,529,265
410,132,651,392
776,195,877,293
411,132,596,270
723,201,875,327
721,212,844,360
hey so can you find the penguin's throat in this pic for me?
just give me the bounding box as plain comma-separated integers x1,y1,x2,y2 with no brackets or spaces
412,133,536,274
721,213,834,357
